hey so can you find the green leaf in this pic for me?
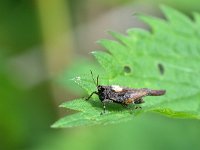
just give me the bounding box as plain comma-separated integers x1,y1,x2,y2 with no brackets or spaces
52,5,200,128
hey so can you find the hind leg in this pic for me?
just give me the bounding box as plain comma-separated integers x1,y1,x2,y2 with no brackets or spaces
134,98,144,104
121,103,137,114
134,98,144,109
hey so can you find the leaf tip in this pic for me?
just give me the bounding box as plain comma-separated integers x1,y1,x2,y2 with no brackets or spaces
159,4,176,13
50,122,58,128
107,30,115,35
90,51,98,56
59,103,65,108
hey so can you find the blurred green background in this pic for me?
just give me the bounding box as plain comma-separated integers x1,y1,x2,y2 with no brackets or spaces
1,0,200,150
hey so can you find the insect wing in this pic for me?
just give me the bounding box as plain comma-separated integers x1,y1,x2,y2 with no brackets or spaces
120,88,148,104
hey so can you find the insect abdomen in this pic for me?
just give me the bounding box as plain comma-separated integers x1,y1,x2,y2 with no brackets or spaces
148,90,166,96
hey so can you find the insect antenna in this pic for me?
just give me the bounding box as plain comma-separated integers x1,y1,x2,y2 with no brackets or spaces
96,75,99,86
90,70,99,87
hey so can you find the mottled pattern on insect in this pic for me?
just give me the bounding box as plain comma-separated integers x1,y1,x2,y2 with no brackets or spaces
86,71,166,114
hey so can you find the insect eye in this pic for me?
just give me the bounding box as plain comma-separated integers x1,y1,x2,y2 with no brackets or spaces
98,86,104,91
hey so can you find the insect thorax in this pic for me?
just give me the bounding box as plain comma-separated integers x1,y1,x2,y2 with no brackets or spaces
97,85,117,101
97,85,124,102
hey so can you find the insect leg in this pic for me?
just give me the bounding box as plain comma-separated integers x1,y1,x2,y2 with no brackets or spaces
100,102,106,115
100,99,113,115
134,98,144,104
135,106,142,109
121,103,136,114
103,102,106,113
134,98,143,109
85,91,98,100
121,103,129,108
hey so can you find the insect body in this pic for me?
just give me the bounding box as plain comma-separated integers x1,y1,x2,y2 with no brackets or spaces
86,71,166,113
